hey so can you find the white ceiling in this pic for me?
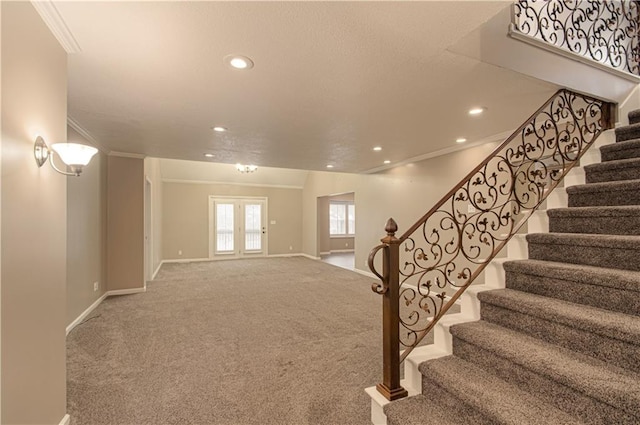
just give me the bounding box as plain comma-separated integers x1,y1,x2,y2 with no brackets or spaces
160,159,309,188
51,1,558,174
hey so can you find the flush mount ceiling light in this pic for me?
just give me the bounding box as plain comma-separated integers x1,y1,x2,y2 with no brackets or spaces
236,163,257,173
203,153,215,158
326,164,334,169
224,54,254,70
212,126,228,133
383,160,391,164
373,146,382,151
468,107,486,116
34,136,98,176
456,138,467,143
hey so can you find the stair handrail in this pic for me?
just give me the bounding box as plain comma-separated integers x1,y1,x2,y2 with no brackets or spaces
369,88,616,401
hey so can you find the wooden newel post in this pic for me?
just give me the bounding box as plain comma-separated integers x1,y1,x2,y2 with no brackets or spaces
377,218,408,401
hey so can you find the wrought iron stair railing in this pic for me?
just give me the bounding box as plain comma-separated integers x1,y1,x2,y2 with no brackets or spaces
368,88,616,401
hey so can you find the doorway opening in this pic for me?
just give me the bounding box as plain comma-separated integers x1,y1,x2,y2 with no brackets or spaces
317,192,355,270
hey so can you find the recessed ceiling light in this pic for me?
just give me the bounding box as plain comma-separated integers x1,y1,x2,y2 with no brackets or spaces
224,54,254,70
204,153,215,158
373,146,382,151
468,107,485,115
212,126,227,132
456,138,467,143
383,160,391,164
326,164,334,169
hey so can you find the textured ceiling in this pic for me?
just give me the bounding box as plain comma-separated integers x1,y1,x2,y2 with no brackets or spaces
54,1,558,174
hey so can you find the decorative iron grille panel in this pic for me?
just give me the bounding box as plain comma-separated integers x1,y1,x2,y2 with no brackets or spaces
512,0,640,76
369,90,614,368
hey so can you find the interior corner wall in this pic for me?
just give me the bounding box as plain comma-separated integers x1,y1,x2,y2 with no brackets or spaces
107,156,144,291
1,2,68,423
67,126,107,326
144,158,163,276
162,182,302,259
317,196,330,254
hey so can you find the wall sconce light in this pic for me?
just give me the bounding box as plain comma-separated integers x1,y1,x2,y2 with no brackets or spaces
236,163,257,173
34,136,98,176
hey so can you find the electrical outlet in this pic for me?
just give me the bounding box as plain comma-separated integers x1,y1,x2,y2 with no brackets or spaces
178,250,183,256
289,245,293,251
93,281,99,292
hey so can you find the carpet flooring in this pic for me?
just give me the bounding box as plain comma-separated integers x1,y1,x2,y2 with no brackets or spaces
67,257,385,425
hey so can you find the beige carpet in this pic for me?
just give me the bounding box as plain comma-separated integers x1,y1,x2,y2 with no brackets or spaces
67,257,386,425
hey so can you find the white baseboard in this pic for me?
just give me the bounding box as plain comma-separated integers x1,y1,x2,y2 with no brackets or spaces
152,262,162,280
319,251,330,256
66,287,145,336
329,249,355,253
66,293,108,335
161,257,212,264
107,287,146,296
353,268,376,279
59,413,71,425
298,253,321,260
268,253,304,258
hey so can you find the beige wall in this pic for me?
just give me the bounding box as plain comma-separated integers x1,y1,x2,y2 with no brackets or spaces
144,158,163,278
163,182,302,259
330,237,354,252
67,127,107,325
1,2,68,423
317,196,329,254
302,142,501,272
107,156,145,291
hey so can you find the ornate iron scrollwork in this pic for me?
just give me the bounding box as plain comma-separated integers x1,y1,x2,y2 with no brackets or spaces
369,89,614,367
513,0,640,76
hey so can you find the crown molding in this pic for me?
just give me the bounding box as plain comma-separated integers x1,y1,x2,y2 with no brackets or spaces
361,129,514,174
109,151,147,159
67,116,109,154
163,178,304,190
31,0,81,53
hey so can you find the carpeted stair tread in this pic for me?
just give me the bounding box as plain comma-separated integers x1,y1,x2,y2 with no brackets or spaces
418,356,587,425
566,179,640,207
584,157,640,183
450,320,640,417
527,232,640,248
629,110,640,125
384,394,492,425
527,232,640,271
478,289,640,370
566,178,640,194
478,288,640,345
615,122,640,142
504,259,640,316
503,259,640,293
547,206,640,235
600,138,640,161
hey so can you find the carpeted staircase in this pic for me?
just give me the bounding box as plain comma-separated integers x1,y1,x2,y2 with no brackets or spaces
383,111,640,425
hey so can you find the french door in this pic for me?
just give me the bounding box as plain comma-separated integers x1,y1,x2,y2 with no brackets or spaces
210,197,267,258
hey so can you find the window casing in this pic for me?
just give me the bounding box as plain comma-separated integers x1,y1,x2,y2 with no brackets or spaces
329,202,355,236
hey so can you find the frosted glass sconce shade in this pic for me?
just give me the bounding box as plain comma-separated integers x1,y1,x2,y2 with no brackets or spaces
51,143,98,166
34,136,98,176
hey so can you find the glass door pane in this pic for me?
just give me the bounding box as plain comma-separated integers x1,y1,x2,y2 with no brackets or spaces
244,203,262,251
216,203,235,253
